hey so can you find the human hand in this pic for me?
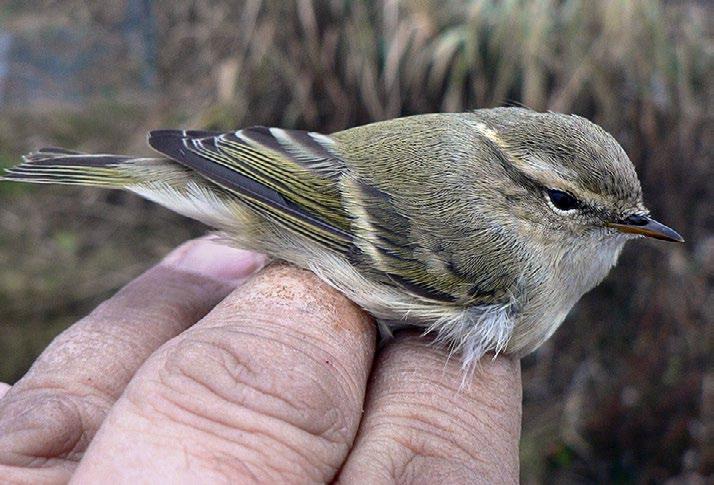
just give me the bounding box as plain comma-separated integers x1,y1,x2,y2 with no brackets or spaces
0,238,521,484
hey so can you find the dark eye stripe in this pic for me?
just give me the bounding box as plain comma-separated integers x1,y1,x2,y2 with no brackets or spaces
547,189,579,211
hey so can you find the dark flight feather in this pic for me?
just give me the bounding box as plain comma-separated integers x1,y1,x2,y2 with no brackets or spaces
147,129,353,251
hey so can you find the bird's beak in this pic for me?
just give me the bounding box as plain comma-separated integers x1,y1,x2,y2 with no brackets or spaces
607,214,684,242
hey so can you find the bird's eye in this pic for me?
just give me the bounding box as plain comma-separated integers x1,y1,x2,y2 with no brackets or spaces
546,189,579,211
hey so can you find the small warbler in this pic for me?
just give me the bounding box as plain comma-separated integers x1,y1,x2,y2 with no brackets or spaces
4,108,683,368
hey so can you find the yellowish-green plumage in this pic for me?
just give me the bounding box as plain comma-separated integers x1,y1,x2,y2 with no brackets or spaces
3,108,682,369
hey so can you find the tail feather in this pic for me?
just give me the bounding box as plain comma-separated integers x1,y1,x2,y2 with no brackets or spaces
3,148,254,230
36,147,84,155
3,149,135,186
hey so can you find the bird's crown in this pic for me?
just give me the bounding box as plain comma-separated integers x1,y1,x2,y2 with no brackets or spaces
476,107,643,212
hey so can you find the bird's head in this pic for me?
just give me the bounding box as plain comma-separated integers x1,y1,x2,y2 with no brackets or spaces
475,108,683,245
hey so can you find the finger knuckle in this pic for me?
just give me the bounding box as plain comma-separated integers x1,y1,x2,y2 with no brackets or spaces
126,326,357,481
0,390,86,464
358,402,516,483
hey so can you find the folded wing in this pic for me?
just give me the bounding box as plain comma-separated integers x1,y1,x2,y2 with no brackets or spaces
147,128,354,252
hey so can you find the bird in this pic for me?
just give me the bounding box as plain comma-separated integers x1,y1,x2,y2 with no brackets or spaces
3,107,683,369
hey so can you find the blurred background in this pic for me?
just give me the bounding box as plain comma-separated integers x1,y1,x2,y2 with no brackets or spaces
0,0,711,482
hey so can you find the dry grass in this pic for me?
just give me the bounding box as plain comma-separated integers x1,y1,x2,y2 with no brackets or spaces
0,0,711,482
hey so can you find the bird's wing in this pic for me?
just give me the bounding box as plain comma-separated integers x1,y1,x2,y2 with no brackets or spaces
328,115,518,305
148,128,354,253
148,127,477,304
340,177,479,304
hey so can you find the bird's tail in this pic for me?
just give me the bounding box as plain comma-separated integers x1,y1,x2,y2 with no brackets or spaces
3,148,141,187
2,148,247,230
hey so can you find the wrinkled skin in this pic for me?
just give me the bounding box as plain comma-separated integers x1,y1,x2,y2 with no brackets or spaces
0,238,521,484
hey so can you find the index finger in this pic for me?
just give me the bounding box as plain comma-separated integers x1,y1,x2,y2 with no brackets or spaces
72,264,377,483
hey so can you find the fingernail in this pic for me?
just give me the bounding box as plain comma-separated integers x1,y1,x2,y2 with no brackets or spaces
162,238,267,285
